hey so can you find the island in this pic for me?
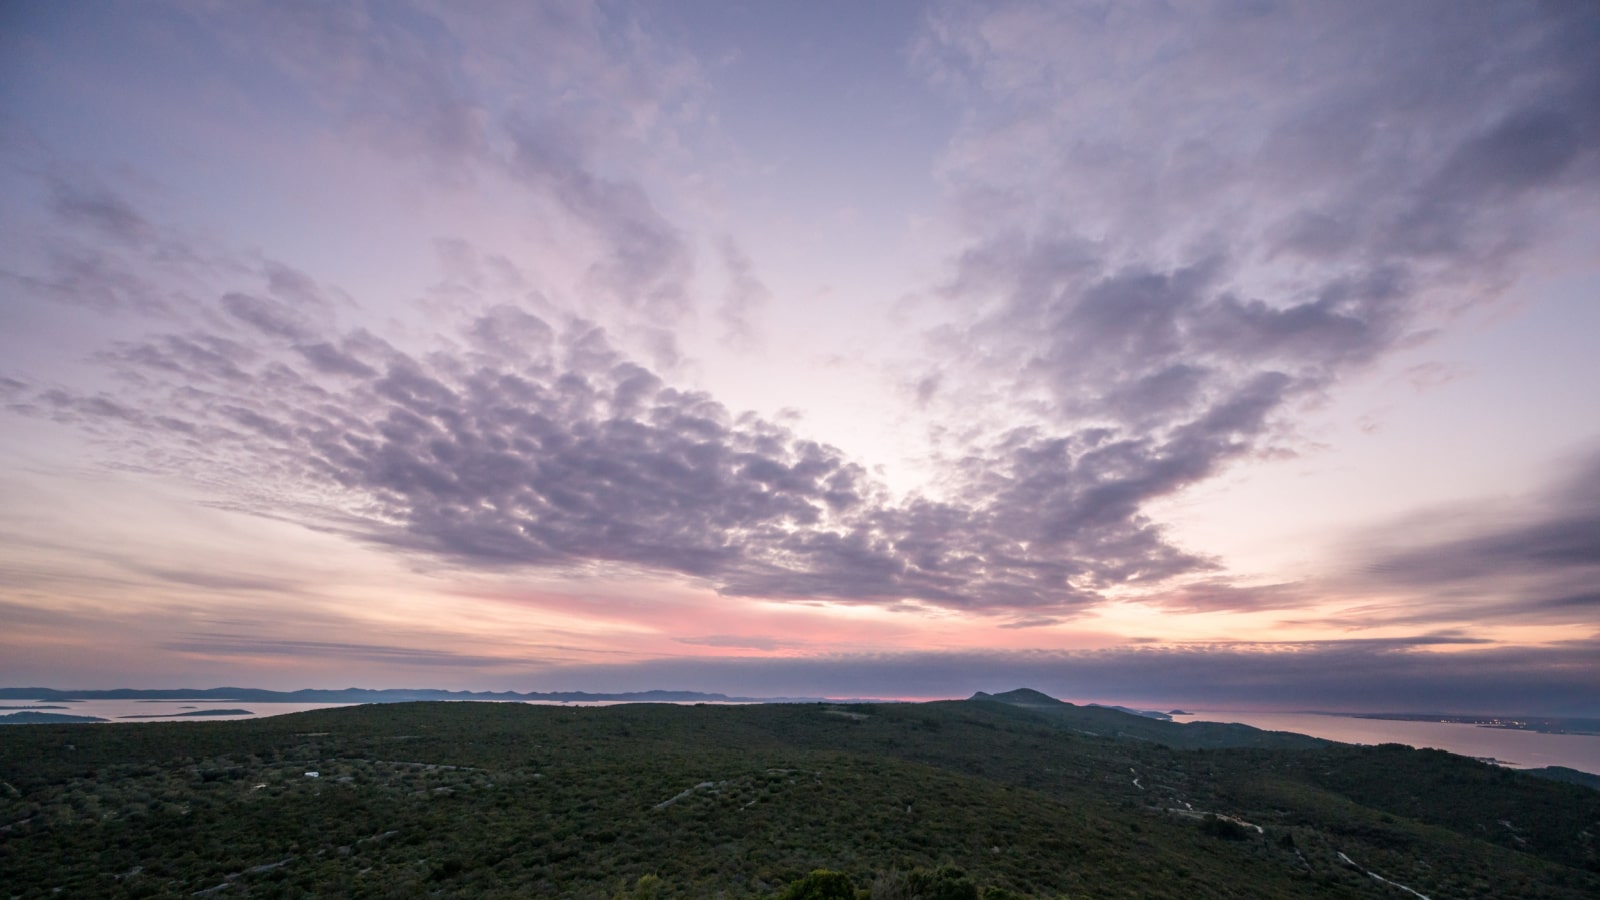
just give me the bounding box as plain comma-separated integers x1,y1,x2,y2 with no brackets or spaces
1354,713,1600,735
119,708,254,719
0,711,109,724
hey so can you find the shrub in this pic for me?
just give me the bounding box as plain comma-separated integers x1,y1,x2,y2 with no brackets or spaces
613,873,661,899
778,869,857,899
872,866,979,900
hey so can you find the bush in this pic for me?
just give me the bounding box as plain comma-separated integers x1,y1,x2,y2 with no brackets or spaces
613,873,661,899
872,866,980,900
778,869,857,899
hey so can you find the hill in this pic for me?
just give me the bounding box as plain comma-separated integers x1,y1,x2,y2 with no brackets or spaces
968,689,1329,750
0,694,1595,898
1526,766,1600,790
0,711,108,725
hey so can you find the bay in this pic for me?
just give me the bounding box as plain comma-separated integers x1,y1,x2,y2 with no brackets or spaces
1174,710,1600,775
0,698,358,723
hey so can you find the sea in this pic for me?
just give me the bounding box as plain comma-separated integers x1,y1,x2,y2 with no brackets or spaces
0,699,359,723
1173,710,1600,775
0,697,745,723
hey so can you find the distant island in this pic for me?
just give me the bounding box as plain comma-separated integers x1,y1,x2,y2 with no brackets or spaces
0,686,830,704
0,710,108,724
1354,712,1600,736
1086,702,1173,721
119,708,254,719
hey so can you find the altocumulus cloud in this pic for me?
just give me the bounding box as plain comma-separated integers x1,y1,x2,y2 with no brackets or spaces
912,0,1600,583
17,268,1204,613
5,0,1600,641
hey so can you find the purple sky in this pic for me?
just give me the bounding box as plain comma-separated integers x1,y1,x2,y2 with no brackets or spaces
1,1,1597,713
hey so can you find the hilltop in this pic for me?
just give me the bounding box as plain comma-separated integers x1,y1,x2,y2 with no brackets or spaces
970,688,1329,750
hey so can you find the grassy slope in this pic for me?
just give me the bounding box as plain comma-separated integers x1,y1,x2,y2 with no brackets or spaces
0,699,1595,898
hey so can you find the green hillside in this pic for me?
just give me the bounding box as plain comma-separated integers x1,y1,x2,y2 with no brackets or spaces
0,696,1595,898
968,690,1330,749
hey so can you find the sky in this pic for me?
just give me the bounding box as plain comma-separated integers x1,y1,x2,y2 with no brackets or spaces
1,1,1597,714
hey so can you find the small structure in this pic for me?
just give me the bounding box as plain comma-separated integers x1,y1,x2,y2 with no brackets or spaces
304,771,319,778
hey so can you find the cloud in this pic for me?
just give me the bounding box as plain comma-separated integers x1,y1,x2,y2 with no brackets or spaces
48,177,155,246
996,616,1062,630
918,1,1599,426
3,157,1222,614
221,292,312,341
190,0,706,323
1370,455,1600,584
507,119,695,319
161,634,530,669
675,635,799,652
2,240,169,315
126,566,303,595
7,0,1596,649
295,342,378,378
1143,579,1307,614
0,598,103,631
6,171,346,328
6,2,1232,616
716,237,771,349
1329,450,1600,627
102,334,255,385
18,274,1214,613
205,0,492,169
902,0,1600,616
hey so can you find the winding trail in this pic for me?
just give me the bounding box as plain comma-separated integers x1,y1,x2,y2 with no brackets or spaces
1338,851,1432,900
1159,808,1263,833
653,781,721,810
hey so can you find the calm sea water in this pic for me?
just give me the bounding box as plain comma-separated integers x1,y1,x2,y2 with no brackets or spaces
1174,710,1600,775
0,697,741,723
1,699,358,723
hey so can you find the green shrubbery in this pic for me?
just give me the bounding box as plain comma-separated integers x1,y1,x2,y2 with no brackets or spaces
773,866,1023,900
0,700,1594,898
776,869,857,899
869,865,980,899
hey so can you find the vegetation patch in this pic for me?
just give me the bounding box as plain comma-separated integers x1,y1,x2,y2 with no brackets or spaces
0,699,1595,897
